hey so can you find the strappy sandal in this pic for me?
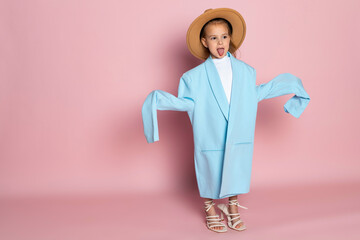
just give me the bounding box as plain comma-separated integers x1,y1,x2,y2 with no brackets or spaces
204,200,227,233
217,199,248,231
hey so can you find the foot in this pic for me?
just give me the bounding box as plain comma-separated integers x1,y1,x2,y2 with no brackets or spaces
204,200,225,231
228,200,245,229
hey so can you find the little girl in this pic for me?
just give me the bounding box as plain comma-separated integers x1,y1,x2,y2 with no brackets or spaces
142,8,310,233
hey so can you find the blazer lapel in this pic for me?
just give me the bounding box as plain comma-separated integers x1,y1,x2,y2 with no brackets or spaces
228,52,242,125
204,53,230,121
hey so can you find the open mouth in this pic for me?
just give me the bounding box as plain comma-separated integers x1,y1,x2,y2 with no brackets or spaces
217,48,225,56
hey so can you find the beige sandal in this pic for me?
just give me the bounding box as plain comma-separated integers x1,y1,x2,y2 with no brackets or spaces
204,200,227,233
217,199,248,231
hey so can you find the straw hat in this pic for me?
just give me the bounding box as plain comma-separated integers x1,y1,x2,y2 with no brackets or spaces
186,8,246,60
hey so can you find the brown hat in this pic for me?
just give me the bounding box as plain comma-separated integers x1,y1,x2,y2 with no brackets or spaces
186,8,246,60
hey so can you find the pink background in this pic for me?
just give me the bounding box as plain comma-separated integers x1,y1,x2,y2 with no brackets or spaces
0,0,359,239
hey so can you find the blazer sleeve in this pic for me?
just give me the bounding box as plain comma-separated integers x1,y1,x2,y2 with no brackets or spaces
141,75,195,143
256,72,311,118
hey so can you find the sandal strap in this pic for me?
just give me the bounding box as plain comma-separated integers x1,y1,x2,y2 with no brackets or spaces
207,218,222,222
206,215,225,227
227,213,240,215
229,215,241,221
229,199,248,209
232,219,244,228
208,224,226,229
208,223,226,228
206,215,222,222
206,217,226,226
204,200,215,212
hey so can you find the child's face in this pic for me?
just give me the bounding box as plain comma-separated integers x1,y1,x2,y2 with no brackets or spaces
201,23,231,59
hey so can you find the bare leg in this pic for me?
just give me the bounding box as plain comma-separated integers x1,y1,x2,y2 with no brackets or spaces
228,195,245,229
203,198,224,231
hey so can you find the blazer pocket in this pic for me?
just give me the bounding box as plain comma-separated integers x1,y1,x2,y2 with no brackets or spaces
201,148,225,152
234,136,253,144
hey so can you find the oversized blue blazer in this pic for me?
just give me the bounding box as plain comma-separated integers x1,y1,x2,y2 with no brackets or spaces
142,51,310,199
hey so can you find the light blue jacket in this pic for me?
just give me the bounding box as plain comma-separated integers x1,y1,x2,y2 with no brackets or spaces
142,51,310,199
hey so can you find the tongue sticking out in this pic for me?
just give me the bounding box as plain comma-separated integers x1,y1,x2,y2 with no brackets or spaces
217,48,224,56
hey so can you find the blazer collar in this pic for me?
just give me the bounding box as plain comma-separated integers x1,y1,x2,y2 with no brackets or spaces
204,51,243,122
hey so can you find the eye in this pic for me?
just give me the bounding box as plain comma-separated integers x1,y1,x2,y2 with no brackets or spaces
223,35,228,39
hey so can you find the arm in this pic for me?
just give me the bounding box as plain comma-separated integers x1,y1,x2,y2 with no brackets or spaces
141,76,194,143
256,72,311,118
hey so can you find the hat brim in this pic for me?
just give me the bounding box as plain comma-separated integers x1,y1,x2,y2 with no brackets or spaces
186,8,246,60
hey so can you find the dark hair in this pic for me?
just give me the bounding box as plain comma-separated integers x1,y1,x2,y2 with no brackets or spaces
200,18,237,57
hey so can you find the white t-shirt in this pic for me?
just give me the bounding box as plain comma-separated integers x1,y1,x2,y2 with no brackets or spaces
212,55,233,104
